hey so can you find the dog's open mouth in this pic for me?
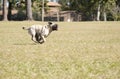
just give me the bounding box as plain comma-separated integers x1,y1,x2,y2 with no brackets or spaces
52,24,58,31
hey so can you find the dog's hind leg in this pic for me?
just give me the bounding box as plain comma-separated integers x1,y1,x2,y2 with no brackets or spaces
31,35,37,43
35,33,39,42
35,33,42,42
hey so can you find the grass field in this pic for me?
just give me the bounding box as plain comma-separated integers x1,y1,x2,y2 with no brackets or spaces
0,21,120,79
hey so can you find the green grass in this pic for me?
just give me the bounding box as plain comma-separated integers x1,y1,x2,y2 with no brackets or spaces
0,21,120,79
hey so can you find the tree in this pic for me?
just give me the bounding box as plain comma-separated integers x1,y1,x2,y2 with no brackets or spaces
59,0,120,21
32,0,48,21
8,0,16,20
3,0,8,21
96,0,118,21
70,0,98,21
26,0,33,20
15,0,48,21
58,0,69,10
59,0,98,21
96,0,101,21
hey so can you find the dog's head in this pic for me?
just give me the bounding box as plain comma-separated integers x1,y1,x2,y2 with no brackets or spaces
48,22,58,31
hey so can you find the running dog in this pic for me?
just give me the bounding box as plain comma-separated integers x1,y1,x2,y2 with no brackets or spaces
22,22,58,44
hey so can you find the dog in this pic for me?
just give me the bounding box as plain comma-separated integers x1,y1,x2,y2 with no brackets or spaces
22,22,58,44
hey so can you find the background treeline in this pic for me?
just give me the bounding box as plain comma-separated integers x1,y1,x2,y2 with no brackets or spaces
0,0,120,21
59,0,120,21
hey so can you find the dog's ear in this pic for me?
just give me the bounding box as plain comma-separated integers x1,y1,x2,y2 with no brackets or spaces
48,22,52,25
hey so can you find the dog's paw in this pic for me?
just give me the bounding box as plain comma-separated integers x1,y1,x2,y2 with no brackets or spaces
39,42,44,44
38,40,44,44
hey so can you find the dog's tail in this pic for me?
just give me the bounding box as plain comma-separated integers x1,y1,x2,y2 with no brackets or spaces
22,26,29,30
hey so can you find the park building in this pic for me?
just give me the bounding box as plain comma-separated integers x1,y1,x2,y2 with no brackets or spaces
45,1,80,22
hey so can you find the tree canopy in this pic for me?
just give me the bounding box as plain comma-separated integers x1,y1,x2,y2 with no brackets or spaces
59,0,120,21
0,0,120,21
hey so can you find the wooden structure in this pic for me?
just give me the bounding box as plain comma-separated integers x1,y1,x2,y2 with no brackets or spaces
46,2,81,22
45,2,61,21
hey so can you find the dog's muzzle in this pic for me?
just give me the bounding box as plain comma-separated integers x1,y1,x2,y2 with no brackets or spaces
52,24,58,31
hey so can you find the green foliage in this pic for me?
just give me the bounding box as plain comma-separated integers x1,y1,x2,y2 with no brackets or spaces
32,0,48,13
1,0,119,21
32,0,49,20
58,0,69,10
15,0,26,10
59,0,120,21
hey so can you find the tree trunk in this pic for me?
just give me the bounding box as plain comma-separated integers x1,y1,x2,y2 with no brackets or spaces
8,1,12,20
3,0,8,21
42,0,44,21
97,3,101,21
57,12,59,22
26,0,33,20
103,10,107,21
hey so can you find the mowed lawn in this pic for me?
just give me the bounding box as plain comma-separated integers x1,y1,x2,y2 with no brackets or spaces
0,21,120,79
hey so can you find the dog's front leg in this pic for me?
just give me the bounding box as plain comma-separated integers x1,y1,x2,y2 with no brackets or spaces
41,36,46,42
39,36,46,44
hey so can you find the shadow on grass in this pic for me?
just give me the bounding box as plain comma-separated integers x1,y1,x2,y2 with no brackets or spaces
13,43,39,45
